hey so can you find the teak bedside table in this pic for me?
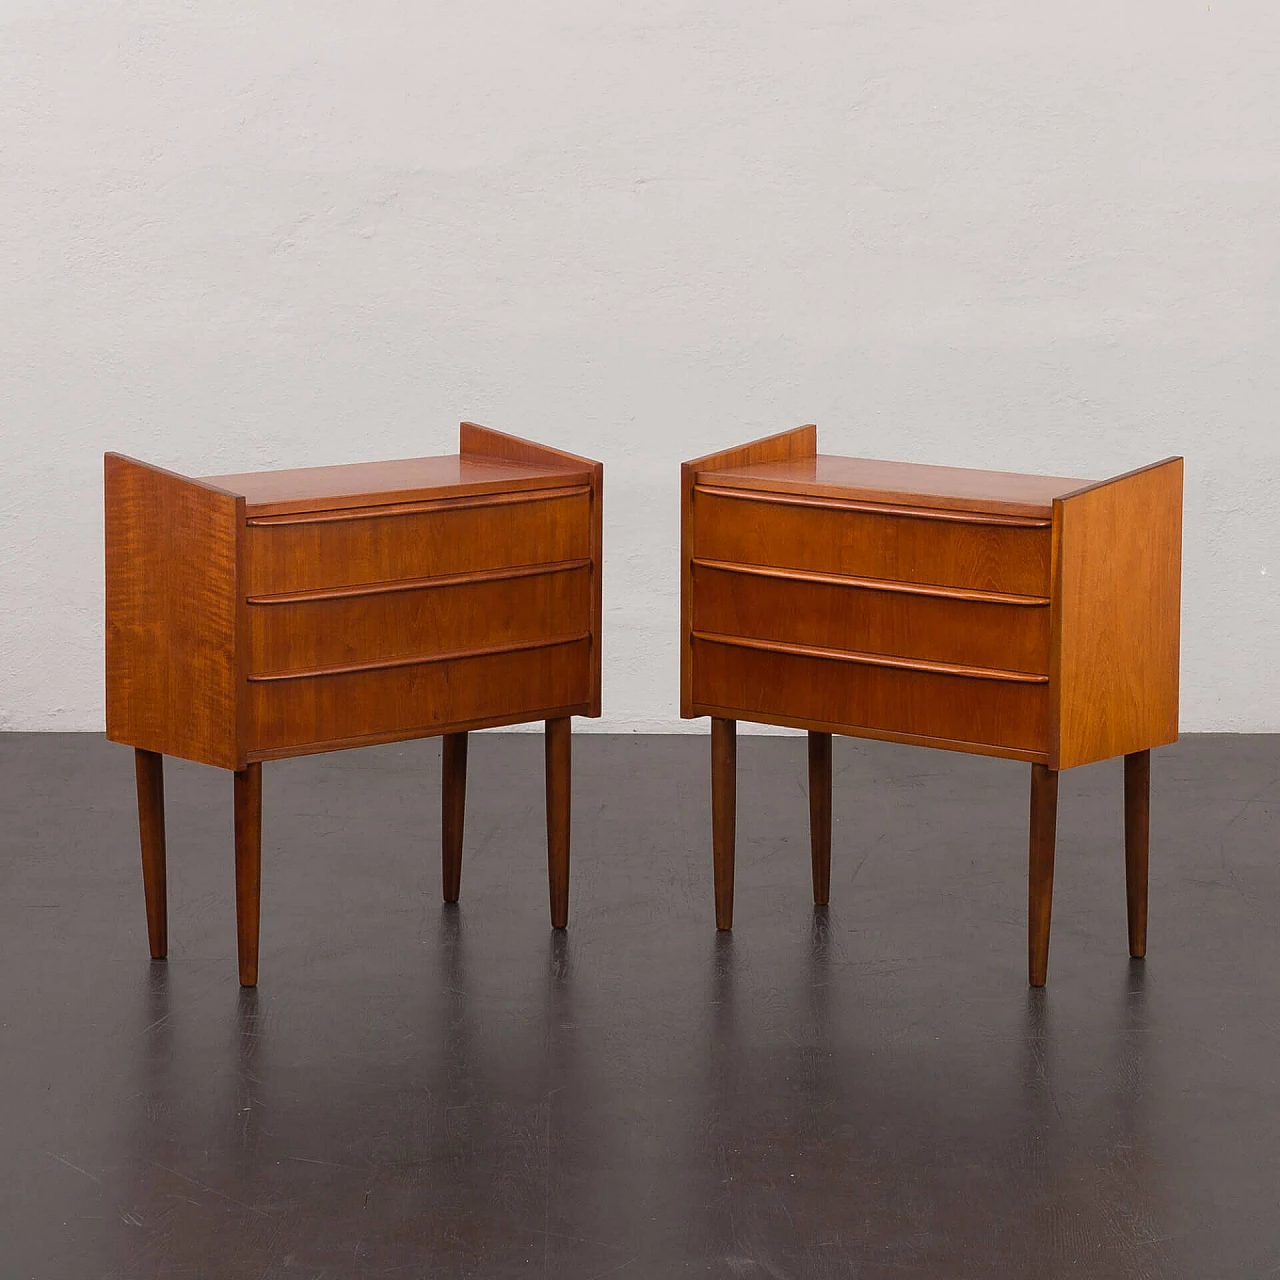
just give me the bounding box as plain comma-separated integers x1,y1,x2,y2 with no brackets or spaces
681,426,1182,985
106,424,602,985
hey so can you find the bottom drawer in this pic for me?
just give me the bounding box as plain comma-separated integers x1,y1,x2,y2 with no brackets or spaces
691,636,1048,755
248,637,591,755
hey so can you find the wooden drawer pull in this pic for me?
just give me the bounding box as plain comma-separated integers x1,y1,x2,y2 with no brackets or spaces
247,558,591,606
691,558,1050,606
247,485,590,527
694,484,1051,528
692,630,1049,684
249,633,590,683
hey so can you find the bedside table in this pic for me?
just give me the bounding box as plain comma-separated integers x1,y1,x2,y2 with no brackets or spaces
681,426,1182,985
106,423,602,985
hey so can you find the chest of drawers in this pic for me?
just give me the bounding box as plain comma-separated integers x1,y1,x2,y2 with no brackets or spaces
106,423,602,984
681,425,1182,985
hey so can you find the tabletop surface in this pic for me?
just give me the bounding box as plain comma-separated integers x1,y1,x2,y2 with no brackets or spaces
696,454,1095,518
201,453,591,516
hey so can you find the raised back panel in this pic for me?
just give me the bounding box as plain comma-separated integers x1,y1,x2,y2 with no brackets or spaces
105,454,244,769
681,426,818,716
1050,457,1183,770
461,421,593,471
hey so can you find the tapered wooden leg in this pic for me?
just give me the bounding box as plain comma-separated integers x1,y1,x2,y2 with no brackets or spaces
1124,749,1150,959
234,764,262,988
1028,763,1059,987
711,718,737,930
441,732,468,903
808,731,832,906
134,749,168,959
545,718,571,929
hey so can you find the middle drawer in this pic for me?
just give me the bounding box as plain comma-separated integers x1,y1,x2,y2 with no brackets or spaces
248,562,592,678
691,560,1049,676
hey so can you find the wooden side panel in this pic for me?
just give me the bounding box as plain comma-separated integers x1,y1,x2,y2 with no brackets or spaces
681,427,818,716
1050,458,1183,770
105,453,243,770
462,422,603,717
586,463,603,718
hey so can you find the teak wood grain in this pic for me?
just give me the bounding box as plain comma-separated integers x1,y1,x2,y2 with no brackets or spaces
693,636,1049,755
134,748,167,959
463,422,605,718
710,717,737,930
683,427,1183,986
693,487,1052,597
247,562,592,676
1124,749,1151,958
691,560,1050,676
808,731,832,907
201,452,587,517
1050,458,1183,770
1028,762,1059,988
246,637,591,755
681,427,817,718
106,425,602,984
545,716,572,929
244,488,591,595
697,454,1090,519
441,732,467,904
105,455,244,771
234,763,262,988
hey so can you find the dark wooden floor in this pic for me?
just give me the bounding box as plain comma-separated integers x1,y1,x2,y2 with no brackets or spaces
1,732,1277,1278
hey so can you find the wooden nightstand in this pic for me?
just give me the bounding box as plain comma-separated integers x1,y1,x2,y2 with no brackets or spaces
106,424,602,985
681,426,1182,985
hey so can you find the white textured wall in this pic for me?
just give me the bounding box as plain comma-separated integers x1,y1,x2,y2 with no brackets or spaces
2,2,1277,733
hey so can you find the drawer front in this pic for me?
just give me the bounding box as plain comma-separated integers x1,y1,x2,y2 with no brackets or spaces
691,635,1048,754
248,563,591,676
246,488,591,595
693,489,1051,597
691,561,1050,677
247,637,592,754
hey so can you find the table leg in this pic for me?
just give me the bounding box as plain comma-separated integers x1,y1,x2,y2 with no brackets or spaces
234,763,262,987
1028,763,1059,987
712,717,737,929
808,731,832,906
1124,749,1150,958
441,732,468,903
545,717,571,929
135,748,167,959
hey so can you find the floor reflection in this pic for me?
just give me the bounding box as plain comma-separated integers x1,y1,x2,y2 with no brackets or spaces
231,986,266,1173
10,732,1279,1277
679,922,1173,1277
101,881,1173,1277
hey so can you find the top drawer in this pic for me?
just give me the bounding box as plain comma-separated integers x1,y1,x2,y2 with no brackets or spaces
246,486,592,595
692,486,1051,598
